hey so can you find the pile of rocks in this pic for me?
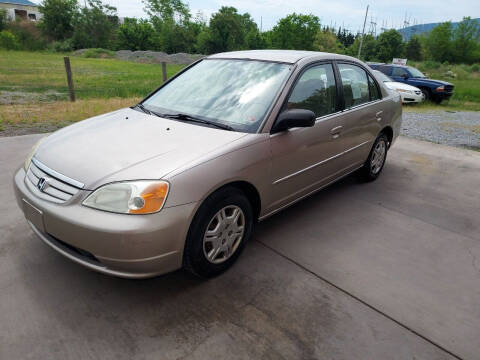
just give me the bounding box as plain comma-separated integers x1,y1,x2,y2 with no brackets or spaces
116,50,204,65
73,49,204,65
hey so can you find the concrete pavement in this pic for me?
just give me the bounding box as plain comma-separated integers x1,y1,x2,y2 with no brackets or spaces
1,134,479,359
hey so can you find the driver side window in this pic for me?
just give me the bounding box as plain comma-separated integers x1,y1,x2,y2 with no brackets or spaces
392,67,409,77
287,63,337,118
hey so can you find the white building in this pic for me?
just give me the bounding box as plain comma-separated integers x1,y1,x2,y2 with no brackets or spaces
0,0,42,21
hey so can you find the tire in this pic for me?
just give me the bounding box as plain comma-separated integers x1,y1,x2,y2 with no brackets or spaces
421,88,430,101
358,133,389,182
183,187,254,278
432,96,443,104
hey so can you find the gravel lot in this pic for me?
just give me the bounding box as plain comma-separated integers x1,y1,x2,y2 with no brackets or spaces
402,110,480,150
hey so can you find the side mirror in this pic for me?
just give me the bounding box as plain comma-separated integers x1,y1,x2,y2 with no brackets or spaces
271,109,316,134
402,73,409,79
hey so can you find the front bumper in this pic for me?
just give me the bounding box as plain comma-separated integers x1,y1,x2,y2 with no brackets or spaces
434,91,453,101
400,91,424,103
14,167,197,278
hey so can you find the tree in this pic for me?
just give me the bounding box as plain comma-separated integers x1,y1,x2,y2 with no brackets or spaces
405,35,422,61
337,27,355,48
424,22,453,63
39,0,78,41
347,34,378,61
270,13,320,50
116,18,154,51
452,17,480,63
0,9,8,32
198,7,260,54
143,0,201,53
143,0,190,25
72,0,118,49
376,29,404,62
314,29,343,53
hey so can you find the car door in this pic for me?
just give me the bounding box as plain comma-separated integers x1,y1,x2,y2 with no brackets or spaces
336,63,384,168
266,62,348,213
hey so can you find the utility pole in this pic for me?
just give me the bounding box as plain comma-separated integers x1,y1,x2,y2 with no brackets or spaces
380,19,387,33
369,16,377,36
357,5,369,60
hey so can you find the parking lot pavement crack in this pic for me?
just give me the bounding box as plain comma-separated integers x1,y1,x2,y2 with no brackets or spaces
466,247,480,275
254,239,464,360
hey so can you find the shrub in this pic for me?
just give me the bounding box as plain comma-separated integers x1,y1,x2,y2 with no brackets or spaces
423,60,442,69
471,64,480,72
0,30,20,50
82,48,115,58
0,8,8,32
7,21,47,50
47,38,74,52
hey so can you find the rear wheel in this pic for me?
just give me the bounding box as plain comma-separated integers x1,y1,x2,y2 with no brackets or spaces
183,187,254,278
358,133,388,182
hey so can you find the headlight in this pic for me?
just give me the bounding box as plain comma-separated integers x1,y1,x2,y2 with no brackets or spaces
435,86,445,92
396,89,413,94
83,180,169,214
24,137,47,170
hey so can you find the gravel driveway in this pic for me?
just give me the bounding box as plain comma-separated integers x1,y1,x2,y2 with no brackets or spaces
402,110,480,150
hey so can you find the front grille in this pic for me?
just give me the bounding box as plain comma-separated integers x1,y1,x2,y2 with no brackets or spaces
25,158,84,203
445,85,454,93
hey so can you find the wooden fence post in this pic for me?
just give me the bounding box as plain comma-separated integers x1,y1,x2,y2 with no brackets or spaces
64,57,75,102
162,62,167,83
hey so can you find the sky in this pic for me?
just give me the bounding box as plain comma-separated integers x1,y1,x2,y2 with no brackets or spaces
31,0,480,33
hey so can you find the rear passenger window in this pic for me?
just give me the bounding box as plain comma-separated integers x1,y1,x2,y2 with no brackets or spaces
368,75,381,101
287,63,337,118
338,64,370,108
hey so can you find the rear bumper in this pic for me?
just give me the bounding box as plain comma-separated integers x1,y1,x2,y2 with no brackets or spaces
14,167,197,279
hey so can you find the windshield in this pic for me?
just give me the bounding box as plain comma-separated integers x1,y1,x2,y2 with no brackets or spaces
143,59,292,133
407,66,426,78
374,70,393,82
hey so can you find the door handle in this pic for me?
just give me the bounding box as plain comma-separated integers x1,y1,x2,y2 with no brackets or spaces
330,126,343,138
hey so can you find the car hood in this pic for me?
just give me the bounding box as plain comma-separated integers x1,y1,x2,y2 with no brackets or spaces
385,82,421,91
35,108,248,189
408,78,453,87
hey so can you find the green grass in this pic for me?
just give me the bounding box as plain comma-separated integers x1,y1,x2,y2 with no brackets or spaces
0,50,185,100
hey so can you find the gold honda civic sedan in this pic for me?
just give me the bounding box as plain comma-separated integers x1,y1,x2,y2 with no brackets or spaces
14,50,402,278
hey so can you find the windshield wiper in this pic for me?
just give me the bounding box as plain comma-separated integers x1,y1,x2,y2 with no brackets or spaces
162,113,235,131
133,103,152,115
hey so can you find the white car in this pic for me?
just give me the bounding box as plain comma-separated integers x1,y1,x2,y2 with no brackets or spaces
373,70,424,104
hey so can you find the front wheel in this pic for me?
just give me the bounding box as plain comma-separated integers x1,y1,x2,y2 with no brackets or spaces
358,133,388,182
183,187,254,278
421,88,430,101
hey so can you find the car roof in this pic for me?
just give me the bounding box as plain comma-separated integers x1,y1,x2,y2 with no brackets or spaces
207,50,358,64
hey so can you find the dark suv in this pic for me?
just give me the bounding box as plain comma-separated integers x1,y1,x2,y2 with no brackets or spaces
368,63,454,103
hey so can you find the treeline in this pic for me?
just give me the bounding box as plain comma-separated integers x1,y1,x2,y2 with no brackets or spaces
0,0,479,64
